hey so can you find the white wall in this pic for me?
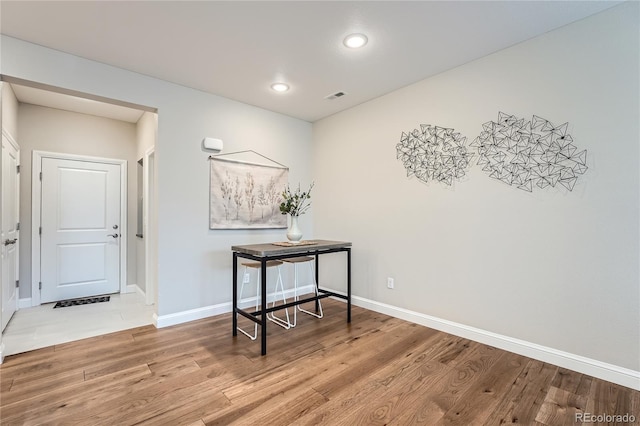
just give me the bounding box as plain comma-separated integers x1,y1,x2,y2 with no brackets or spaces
17,104,138,298
313,2,639,374
0,35,314,316
136,111,156,160
1,83,18,138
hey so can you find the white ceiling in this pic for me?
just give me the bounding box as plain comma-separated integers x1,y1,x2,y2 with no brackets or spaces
0,1,621,123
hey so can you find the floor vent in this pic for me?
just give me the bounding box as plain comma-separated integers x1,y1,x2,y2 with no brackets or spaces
53,296,110,309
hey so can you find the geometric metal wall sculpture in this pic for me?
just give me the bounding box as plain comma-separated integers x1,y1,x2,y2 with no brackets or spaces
470,112,587,192
396,124,475,185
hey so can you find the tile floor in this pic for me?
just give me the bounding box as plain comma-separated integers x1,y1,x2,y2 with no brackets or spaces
2,292,155,356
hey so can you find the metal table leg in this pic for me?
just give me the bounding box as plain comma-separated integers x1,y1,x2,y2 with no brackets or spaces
314,254,320,313
261,258,268,355
347,247,351,323
232,252,238,336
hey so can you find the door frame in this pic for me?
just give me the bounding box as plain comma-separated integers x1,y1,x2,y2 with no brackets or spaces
143,146,156,306
31,150,127,306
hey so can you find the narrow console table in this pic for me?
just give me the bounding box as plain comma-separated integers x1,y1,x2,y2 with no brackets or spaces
231,240,352,355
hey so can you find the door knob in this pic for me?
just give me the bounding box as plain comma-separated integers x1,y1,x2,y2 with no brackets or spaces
107,234,119,239
3,238,17,246
113,225,119,229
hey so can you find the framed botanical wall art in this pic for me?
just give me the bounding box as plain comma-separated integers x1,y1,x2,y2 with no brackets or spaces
209,154,288,229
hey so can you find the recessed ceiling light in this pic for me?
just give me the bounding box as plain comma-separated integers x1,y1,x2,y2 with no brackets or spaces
343,33,368,49
271,82,290,92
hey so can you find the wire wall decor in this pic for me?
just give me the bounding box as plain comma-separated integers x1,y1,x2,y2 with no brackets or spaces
397,112,588,193
396,125,475,186
471,112,587,192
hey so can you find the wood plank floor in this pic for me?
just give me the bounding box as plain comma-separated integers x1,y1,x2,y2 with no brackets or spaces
1,299,638,425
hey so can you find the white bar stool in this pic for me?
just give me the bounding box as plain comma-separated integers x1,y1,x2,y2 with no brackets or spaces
237,260,291,340
283,256,323,327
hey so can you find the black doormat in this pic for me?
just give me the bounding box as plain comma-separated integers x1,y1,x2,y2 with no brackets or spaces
53,296,110,309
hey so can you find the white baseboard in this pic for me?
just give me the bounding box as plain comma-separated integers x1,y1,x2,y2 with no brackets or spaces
126,284,146,298
154,302,230,328
0,341,4,364
18,298,32,309
351,296,640,391
136,285,146,298
153,285,315,329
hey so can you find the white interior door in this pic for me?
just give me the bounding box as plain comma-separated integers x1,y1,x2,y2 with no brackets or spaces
40,157,121,303
1,134,19,332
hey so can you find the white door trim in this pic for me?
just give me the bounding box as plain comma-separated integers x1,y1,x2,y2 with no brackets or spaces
31,150,127,306
143,146,156,306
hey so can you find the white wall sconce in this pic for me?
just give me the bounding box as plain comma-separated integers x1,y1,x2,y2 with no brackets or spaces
202,137,223,152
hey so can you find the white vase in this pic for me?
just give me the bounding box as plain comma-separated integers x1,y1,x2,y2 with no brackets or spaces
287,215,303,243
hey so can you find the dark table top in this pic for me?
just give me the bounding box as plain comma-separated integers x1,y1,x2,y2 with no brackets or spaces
231,240,351,257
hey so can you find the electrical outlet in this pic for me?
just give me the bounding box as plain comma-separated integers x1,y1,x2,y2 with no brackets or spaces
243,272,250,284
387,277,394,289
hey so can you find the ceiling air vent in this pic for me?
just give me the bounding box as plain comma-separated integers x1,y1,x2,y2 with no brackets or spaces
325,91,347,100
